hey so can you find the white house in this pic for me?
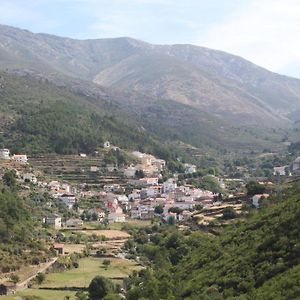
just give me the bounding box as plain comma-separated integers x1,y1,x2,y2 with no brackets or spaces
117,194,129,204
90,166,99,172
65,218,83,228
12,154,28,164
128,189,141,201
273,166,289,176
131,207,141,219
163,179,177,193
139,177,159,186
108,207,126,223
59,194,76,209
44,214,62,229
172,201,195,210
184,164,197,174
79,153,87,158
0,148,10,160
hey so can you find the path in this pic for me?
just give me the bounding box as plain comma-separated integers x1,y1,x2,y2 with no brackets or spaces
16,257,58,292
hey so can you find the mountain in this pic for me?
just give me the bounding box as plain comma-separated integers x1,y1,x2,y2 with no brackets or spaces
1,24,300,127
1,24,300,157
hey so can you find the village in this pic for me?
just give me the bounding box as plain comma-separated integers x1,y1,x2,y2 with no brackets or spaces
1,143,300,299
1,143,300,230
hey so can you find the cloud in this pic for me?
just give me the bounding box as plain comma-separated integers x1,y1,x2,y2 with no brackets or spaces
199,0,300,75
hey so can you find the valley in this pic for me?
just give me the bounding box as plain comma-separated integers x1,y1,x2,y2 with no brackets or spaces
0,22,300,300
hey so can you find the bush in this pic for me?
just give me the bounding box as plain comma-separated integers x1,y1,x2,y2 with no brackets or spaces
35,272,46,284
222,207,238,220
88,276,115,300
10,274,20,284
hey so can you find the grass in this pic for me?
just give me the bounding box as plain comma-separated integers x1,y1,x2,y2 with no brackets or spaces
85,220,152,231
0,257,141,300
1,288,120,300
38,257,141,289
109,220,152,230
20,289,76,300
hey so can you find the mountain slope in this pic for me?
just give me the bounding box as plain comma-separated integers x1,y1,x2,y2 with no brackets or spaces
1,24,300,126
2,69,282,156
0,71,178,156
126,181,300,299
93,53,282,125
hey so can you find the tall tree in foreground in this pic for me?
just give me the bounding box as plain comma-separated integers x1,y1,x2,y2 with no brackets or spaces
88,276,114,300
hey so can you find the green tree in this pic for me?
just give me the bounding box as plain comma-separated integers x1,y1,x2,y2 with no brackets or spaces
75,291,88,300
168,216,176,226
154,205,164,214
103,259,111,270
3,170,17,188
10,274,20,284
35,272,46,284
222,207,237,220
246,181,266,196
88,276,114,300
135,170,145,179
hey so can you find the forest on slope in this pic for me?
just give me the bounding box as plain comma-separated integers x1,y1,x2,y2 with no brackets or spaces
0,70,285,162
125,181,300,299
0,71,190,162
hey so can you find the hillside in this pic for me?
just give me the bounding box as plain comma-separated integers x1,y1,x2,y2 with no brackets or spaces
0,71,177,157
0,70,284,158
1,24,300,126
126,181,300,299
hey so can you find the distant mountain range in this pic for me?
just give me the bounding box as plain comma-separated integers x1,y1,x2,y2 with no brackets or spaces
0,24,299,155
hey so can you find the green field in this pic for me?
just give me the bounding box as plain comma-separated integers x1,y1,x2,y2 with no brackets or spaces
40,257,140,288
0,257,141,300
0,289,77,300
109,220,152,230
85,219,152,231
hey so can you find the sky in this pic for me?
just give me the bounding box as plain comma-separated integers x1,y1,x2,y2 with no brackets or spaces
1,0,300,78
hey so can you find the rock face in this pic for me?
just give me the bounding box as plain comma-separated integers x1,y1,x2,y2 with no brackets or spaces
1,24,300,126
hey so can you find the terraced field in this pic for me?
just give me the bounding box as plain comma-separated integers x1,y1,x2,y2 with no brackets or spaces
29,154,126,185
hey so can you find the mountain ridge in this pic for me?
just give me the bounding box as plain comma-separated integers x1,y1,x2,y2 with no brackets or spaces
1,24,300,126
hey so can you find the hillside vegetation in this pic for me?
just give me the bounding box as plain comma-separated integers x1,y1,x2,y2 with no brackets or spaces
0,70,287,159
126,181,300,299
0,180,51,273
0,72,196,163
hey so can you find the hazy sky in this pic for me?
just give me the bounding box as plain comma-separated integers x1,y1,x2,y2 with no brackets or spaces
1,0,300,78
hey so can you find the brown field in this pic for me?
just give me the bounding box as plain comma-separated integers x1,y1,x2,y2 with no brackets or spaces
64,244,86,254
80,229,130,239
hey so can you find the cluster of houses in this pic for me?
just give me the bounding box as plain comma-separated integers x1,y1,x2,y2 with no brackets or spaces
3,145,300,231
123,151,166,177
129,180,215,222
0,148,28,164
273,156,300,176
37,150,213,226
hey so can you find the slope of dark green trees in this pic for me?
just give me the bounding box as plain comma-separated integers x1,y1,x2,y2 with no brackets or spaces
126,181,300,299
0,178,51,273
